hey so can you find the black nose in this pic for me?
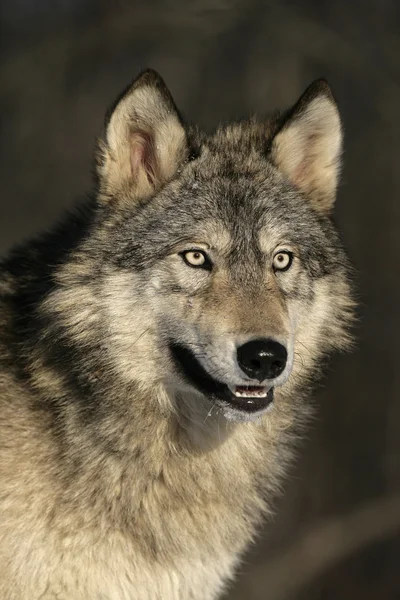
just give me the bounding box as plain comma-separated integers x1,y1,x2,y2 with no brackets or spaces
237,338,287,382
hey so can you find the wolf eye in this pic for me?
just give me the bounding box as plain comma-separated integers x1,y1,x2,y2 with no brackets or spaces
273,251,293,272
181,250,212,270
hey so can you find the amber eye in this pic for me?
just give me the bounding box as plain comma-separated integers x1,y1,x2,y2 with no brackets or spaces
273,251,293,272
181,250,212,270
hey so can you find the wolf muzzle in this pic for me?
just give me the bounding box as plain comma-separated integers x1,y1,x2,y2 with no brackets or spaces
169,337,288,416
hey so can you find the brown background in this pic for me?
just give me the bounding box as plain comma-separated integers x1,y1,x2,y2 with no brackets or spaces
1,1,399,599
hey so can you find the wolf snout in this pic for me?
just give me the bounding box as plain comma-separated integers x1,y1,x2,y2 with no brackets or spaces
236,339,287,383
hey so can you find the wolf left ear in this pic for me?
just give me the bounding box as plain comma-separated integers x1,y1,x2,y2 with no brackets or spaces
271,80,342,213
96,69,188,203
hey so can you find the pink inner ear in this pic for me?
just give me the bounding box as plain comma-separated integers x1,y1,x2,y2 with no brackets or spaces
130,130,156,185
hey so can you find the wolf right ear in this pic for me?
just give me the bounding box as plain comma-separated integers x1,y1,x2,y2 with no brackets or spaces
271,80,342,213
96,70,188,204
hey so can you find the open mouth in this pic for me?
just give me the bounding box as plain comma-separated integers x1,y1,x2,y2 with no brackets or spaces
168,342,274,414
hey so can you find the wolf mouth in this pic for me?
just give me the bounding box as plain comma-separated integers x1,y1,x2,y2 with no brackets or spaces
168,342,274,414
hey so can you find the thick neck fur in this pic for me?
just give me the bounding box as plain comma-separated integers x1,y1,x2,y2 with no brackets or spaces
1,218,302,561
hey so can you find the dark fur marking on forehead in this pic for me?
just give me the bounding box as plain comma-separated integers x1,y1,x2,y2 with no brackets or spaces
104,163,347,283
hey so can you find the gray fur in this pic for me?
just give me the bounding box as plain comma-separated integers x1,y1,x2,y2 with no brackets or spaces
0,70,354,599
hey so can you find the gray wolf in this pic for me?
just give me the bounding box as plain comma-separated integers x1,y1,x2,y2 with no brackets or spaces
0,69,354,599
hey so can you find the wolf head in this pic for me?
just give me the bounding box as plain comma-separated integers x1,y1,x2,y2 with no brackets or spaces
42,70,354,424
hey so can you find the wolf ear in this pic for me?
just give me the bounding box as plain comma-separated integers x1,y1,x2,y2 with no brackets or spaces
271,80,342,213
96,69,188,203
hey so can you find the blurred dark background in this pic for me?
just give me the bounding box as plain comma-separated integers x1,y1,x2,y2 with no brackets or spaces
1,1,399,599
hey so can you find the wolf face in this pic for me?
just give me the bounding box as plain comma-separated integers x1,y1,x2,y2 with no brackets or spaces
39,70,353,425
